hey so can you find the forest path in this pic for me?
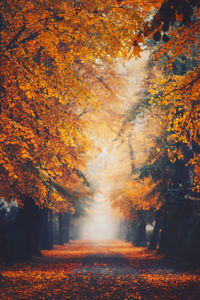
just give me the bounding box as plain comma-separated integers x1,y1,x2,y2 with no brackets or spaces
0,240,200,299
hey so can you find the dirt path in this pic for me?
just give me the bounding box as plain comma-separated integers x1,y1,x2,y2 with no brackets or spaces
0,240,200,299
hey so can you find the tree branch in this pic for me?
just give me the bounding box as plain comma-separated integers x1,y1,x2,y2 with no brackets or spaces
74,60,116,96
6,24,26,50
163,75,200,98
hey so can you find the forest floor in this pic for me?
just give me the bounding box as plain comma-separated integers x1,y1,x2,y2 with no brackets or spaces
0,240,200,299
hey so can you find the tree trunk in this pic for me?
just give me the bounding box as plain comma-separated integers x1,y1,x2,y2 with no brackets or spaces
64,212,70,243
48,210,53,249
131,221,138,244
158,212,170,255
14,197,43,260
40,209,53,250
125,220,133,242
135,211,147,247
58,213,64,245
148,210,162,250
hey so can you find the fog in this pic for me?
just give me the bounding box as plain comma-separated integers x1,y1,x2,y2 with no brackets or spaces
78,52,150,241
79,192,120,241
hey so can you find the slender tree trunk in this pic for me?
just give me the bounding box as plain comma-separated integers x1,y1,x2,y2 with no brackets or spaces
148,210,162,250
127,136,135,173
48,210,53,249
131,221,138,244
119,219,128,240
58,213,64,245
158,213,169,254
135,212,147,247
64,212,70,243
126,220,133,242
31,209,43,256
40,209,53,250
40,209,48,250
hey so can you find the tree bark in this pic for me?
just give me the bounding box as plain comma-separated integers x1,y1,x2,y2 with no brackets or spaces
48,210,53,249
64,212,70,243
158,212,170,255
58,213,64,245
40,209,53,250
148,210,162,250
134,211,147,247
14,197,43,260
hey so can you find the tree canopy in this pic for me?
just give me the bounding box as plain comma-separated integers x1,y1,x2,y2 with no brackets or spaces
110,0,200,220
0,0,154,210
1,0,200,215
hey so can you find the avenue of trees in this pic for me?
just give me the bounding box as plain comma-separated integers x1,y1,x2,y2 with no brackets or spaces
111,0,200,262
0,0,150,261
0,0,200,262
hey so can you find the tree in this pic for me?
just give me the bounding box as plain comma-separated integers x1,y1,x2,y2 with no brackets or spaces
110,111,162,246
1,0,154,259
124,7,200,252
140,0,200,192
0,0,154,207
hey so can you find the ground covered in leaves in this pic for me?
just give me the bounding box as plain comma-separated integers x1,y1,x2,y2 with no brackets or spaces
0,241,200,299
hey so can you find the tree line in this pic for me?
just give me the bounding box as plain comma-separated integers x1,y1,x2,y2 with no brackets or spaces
112,0,200,263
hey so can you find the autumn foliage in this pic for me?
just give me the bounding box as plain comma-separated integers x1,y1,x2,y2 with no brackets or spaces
1,241,200,299
0,0,153,209
115,0,200,214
